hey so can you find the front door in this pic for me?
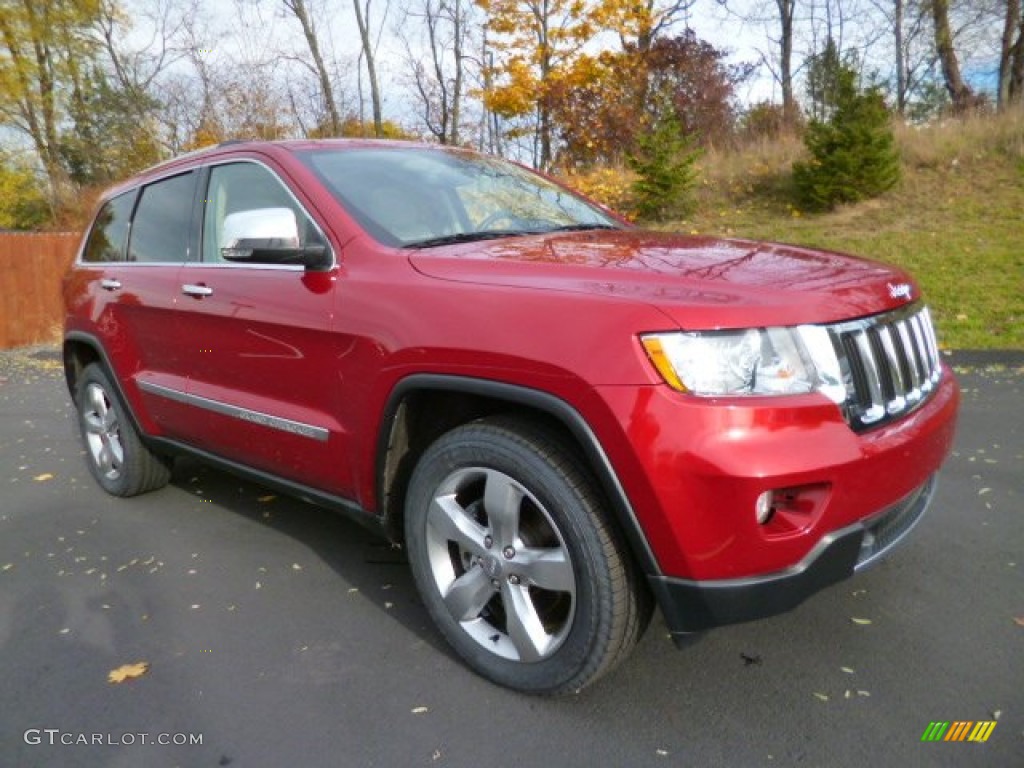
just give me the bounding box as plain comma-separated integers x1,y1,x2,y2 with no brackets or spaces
170,160,348,494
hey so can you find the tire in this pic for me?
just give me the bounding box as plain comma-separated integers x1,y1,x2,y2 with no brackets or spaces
404,416,650,694
75,362,171,497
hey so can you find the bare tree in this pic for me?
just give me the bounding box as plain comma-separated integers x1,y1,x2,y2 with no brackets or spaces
775,0,799,122
876,0,925,113
479,32,503,154
96,0,188,97
851,0,923,114
397,0,472,144
894,0,906,105
154,4,299,151
999,0,1024,107
804,0,888,75
716,0,799,123
931,0,976,111
353,0,389,136
283,0,343,134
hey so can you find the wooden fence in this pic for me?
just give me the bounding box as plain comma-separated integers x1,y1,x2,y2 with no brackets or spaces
0,232,81,350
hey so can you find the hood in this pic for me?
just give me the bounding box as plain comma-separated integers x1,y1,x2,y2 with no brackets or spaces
407,229,920,329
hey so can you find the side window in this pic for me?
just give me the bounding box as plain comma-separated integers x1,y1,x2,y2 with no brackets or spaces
202,162,324,263
127,171,197,263
82,191,136,263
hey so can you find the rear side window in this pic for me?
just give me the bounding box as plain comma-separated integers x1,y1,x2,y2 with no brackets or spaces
127,171,197,263
82,191,136,263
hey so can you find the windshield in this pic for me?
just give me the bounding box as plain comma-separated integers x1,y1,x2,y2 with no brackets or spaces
296,146,621,247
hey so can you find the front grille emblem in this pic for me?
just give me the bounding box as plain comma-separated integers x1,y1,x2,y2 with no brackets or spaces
887,282,912,300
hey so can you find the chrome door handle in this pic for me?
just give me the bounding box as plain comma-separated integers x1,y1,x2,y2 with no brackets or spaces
182,283,214,297
100,278,122,291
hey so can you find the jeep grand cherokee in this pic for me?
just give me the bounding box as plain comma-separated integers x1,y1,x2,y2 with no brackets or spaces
63,140,959,694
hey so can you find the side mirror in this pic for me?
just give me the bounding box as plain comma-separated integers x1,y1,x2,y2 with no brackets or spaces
221,207,331,269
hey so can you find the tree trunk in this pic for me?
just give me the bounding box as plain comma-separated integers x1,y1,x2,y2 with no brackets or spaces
776,0,798,125
537,0,552,169
450,0,464,145
283,0,342,135
424,5,449,142
1012,27,1024,104
353,0,384,137
894,0,906,114
931,0,974,113
1000,0,1024,108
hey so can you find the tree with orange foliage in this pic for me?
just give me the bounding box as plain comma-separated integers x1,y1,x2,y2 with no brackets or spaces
595,0,696,52
477,0,598,168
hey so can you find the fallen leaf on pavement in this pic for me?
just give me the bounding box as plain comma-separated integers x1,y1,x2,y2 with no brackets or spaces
850,617,872,625
33,473,54,482
108,662,149,684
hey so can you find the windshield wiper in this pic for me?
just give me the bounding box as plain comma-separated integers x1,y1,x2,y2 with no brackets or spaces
404,223,620,248
540,223,622,233
404,230,528,249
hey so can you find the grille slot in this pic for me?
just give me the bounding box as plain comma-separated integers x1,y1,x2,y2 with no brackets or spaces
829,304,942,432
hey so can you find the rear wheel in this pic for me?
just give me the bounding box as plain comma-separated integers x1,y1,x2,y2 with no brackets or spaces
75,363,171,497
404,416,649,694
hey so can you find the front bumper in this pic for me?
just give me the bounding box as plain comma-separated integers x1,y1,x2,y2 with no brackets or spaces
594,363,958,580
650,474,937,637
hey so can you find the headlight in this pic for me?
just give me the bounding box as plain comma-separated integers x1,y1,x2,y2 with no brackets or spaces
641,325,846,401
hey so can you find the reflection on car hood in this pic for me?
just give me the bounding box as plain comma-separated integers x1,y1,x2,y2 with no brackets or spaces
407,229,920,329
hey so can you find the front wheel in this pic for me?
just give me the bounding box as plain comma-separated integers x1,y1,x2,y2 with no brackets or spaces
404,417,649,694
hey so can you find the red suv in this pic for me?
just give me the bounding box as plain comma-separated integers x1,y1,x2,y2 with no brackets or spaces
63,140,959,693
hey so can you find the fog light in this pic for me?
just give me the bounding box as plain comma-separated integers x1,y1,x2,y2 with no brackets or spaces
755,491,775,524
756,483,831,538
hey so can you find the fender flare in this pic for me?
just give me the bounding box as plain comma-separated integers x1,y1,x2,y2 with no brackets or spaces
377,374,663,578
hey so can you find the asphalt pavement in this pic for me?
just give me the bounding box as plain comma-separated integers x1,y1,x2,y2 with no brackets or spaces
1,346,1021,768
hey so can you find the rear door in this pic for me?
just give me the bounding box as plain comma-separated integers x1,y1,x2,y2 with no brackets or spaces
81,171,200,438
169,160,347,493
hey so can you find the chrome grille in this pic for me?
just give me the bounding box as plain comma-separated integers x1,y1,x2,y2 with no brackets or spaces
829,304,943,432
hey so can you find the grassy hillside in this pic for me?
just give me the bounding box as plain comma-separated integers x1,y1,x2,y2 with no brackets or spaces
683,114,1023,350
568,112,1023,350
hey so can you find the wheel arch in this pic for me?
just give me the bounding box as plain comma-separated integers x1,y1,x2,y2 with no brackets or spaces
62,332,105,404
375,374,662,578
62,331,148,443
